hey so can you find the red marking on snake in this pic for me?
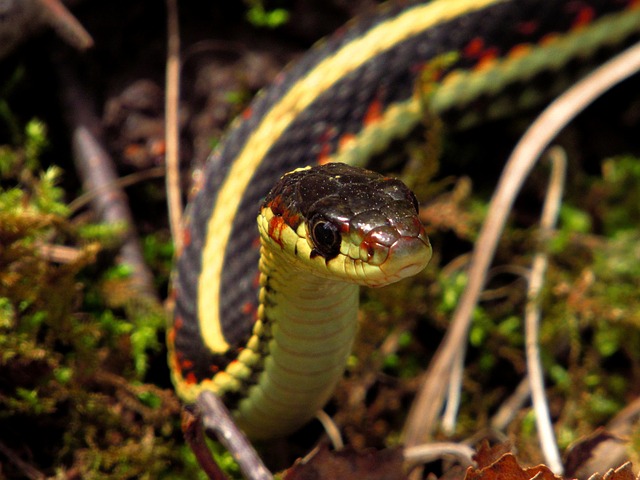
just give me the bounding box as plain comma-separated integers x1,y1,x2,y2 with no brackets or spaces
540,32,560,46
268,215,287,247
516,20,539,36
318,142,332,164
242,301,256,316
363,98,383,126
463,37,499,69
316,126,337,164
338,133,356,151
182,226,191,248
508,43,532,59
463,37,485,57
571,5,595,28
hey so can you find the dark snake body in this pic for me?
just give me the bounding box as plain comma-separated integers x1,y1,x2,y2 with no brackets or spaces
169,0,640,437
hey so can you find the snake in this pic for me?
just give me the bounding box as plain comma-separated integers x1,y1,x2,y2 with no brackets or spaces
168,0,640,440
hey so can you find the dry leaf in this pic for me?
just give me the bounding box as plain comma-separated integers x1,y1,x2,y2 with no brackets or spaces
283,445,405,480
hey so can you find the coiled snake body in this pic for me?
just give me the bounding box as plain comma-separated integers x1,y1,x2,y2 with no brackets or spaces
169,0,640,439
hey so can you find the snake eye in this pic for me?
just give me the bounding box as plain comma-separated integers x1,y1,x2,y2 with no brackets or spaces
310,218,342,258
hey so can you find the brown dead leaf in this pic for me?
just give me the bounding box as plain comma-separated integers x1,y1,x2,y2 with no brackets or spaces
474,442,513,468
283,445,405,480
588,462,639,480
603,462,637,480
465,453,562,480
564,428,620,477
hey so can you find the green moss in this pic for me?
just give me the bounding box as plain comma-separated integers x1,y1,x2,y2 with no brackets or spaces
244,1,290,28
0,119,202,478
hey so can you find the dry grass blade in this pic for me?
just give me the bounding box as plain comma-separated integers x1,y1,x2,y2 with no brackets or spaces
0,440,46,480
525,147,567,474
490,377,531,431
67,166,166,213
402,40,640,448
441,341,465,435
315,410,345,450
165,0,184,255
403,442,475,469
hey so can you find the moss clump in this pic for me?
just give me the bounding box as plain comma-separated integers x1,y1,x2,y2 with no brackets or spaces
0,119,201,478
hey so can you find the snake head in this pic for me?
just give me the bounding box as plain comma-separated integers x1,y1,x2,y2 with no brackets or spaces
260,162,432,287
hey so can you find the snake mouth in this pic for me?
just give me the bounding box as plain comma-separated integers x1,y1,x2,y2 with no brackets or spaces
370,232,432,287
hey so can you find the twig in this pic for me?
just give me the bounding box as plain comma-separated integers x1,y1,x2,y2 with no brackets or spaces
402,40,640,448
56,61,158,301
315,410,344,450
36,243,83,264
197,391,273,480
182,407,230,480
403,442,475,469
67,166,166,213
441,345,464,435
0,440,46,480
165,0,183,255
37,0,93,51
0,0,92,58
490,376,531,431
525,147,566,474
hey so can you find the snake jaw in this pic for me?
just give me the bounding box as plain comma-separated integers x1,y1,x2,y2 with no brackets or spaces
351,218,432,287
376,231,432,286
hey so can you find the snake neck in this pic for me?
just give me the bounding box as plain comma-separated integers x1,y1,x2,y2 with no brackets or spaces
258,244,360,330
232,242,360,439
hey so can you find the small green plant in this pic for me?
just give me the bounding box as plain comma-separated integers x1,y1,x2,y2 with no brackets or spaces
244,0,289,28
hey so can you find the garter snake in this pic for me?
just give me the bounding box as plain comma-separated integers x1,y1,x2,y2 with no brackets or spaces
169,0,640,439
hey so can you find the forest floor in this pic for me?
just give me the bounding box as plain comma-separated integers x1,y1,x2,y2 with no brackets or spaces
0,1,639,479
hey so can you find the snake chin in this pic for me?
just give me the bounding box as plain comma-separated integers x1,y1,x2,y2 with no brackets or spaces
367,234,432,287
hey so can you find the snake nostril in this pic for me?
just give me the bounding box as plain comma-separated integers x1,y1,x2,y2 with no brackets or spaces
367,245,375,259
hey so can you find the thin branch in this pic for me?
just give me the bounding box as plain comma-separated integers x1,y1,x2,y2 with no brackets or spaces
441,346,464,435
525,147,567,474
490,376,531,431
56,62,158,301
403,442,475,469
402,40,640,447
0,440,46,480
315,410,344,450
0,0,92,58
67,166,166,213
36,243,84,264
182,407,230,480
38,0,94,50
197,391,273,480
165,0,183,255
